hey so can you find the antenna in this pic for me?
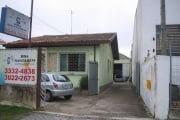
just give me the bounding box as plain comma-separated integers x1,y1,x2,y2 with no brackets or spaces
70,10,73,34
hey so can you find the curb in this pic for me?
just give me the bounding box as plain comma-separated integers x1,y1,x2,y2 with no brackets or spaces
35,111,154,120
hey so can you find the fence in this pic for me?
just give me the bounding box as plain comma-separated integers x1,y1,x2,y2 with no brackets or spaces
156,24,180,109
169,36,180,109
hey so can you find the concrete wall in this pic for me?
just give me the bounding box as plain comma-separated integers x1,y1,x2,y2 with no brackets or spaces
141,56,169,119
0,85,36,109
141,56,156,116
132,0,180,119
98,43,114,92
132,0,160,68
155,56,170,119
132,0,180,85
132,0,143,86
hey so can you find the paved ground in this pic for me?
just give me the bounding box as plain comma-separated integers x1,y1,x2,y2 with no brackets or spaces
18,82,154,120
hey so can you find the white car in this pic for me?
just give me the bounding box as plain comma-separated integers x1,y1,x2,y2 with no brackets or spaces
41,73,74,101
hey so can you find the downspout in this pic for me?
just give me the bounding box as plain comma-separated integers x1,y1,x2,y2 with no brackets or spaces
94,45,98,94
94,45,96,62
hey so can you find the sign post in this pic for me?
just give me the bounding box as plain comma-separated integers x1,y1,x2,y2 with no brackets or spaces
29,0,34,47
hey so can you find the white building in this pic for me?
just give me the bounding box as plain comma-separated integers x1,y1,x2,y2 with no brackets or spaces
132,0,180,119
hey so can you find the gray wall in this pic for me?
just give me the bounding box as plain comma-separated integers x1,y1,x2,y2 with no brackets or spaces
0,84,37,109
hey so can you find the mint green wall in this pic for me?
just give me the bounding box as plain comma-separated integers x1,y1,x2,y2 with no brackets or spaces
43,44,114,91
97,43,114,93
44,46,96,88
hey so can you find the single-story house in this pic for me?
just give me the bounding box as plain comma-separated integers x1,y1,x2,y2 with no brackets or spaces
4,33,119,94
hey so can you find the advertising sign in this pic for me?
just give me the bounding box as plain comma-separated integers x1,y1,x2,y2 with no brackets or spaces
0,6,30,39
0,49,37,85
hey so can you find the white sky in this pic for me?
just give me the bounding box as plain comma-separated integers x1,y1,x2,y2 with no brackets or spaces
0,0,138,57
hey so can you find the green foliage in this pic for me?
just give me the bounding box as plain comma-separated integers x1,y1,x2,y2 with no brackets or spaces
0,105,32,120
80,75,88,90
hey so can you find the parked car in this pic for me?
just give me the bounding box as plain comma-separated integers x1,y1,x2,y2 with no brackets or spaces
41,73,74,101
114,73,128,82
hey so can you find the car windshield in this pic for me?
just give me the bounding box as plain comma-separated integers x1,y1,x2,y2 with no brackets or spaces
52,74,70,82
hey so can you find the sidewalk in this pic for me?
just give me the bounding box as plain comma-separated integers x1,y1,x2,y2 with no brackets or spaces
18,82,154,120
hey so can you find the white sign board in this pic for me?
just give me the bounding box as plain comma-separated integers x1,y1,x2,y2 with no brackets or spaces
0,49,38,85
0,6,30,39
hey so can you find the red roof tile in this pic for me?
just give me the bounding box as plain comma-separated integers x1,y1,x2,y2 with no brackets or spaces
4,33,119,59
5,33,115,46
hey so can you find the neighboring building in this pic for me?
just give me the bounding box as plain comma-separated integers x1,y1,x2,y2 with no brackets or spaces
0,39,5,49
4,33,119,94
132,0,180,119
114,53,131,82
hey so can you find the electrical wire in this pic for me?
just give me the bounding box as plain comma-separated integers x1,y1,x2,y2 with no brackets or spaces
0,1,66,35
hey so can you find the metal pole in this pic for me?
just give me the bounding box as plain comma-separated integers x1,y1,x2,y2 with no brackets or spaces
169,36,172,116
169,40,172,103
36,47,42,110
160,0,167,55
29,0,34,48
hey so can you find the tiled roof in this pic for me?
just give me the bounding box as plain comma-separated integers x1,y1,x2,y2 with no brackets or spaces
4,33,119,59
119,53,129,59
4,33,116,47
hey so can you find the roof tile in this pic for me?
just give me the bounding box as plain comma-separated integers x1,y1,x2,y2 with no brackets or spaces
4,33,119,59
4,33,116,47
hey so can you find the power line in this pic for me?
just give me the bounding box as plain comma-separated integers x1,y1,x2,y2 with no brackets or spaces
1,1,66,35
33,15,66,34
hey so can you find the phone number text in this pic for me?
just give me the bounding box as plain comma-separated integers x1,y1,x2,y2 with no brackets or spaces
5,68,35,74
5,75,35,81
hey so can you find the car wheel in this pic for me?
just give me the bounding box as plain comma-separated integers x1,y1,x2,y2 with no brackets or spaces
46,90,52,102
64,95,72,100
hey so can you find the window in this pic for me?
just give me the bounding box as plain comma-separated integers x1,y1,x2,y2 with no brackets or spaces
41,74,50,82
60,53,85,72
52,74,70,82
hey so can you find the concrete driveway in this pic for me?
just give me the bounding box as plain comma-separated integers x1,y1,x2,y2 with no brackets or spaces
40,82,152,118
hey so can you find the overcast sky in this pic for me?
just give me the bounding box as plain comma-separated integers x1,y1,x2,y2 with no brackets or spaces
0,0,138,57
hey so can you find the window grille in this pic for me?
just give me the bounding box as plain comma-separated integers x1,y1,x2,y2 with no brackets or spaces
60,53,85,72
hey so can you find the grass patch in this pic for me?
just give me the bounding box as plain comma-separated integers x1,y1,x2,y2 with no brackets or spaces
0,105,32,120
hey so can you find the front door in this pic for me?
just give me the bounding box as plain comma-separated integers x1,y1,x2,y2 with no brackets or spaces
88,62,98,95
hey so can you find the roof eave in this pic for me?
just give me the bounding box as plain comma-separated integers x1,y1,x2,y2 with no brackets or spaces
111,35,119,60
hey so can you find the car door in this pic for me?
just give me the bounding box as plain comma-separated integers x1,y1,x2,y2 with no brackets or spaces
41,74,52,90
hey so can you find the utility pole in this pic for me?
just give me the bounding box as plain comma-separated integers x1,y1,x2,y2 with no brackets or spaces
29,0,34,48
160,0,167,55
